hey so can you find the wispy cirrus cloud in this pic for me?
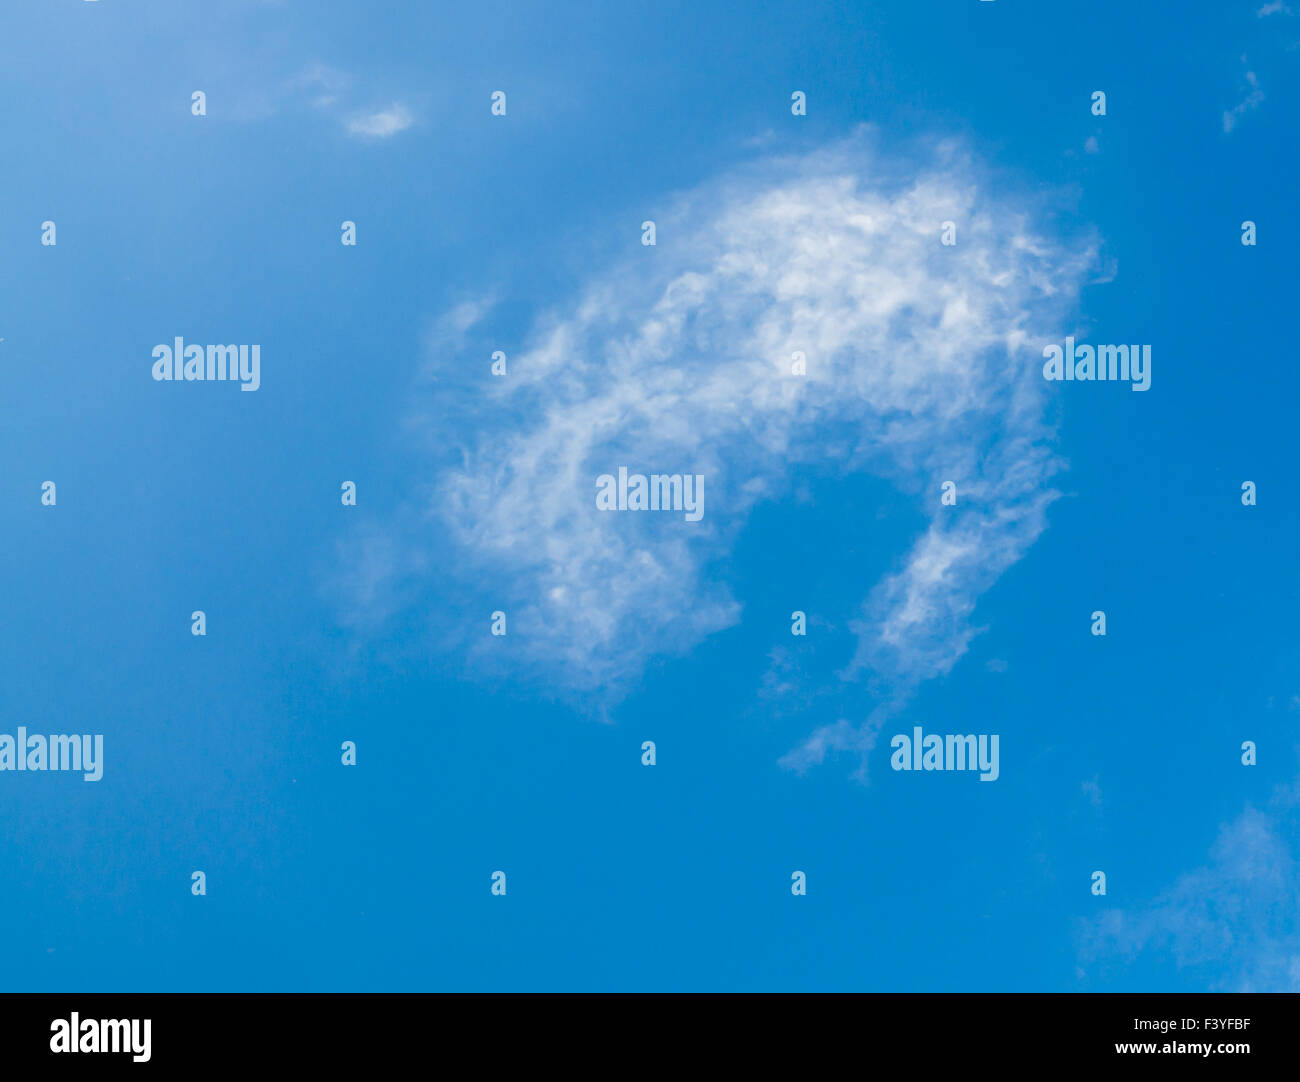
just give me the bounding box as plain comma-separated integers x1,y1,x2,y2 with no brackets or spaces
1079,773,1300,990
225,62,418,136
1222,0,1297,134
341,128,1096,767
288,63,350,110
1224,64,1266,132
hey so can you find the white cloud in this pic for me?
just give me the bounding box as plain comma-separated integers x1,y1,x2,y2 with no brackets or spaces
347,129,1095,760
779,706,891,779
1257,2,1292,16
345,103,415,138
1081,778,1300,990
1224,64,1266,132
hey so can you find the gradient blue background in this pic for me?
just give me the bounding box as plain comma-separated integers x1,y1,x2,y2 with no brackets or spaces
0,0,1296,990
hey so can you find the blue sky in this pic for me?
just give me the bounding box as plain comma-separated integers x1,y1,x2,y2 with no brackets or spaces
1,0,1298,991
